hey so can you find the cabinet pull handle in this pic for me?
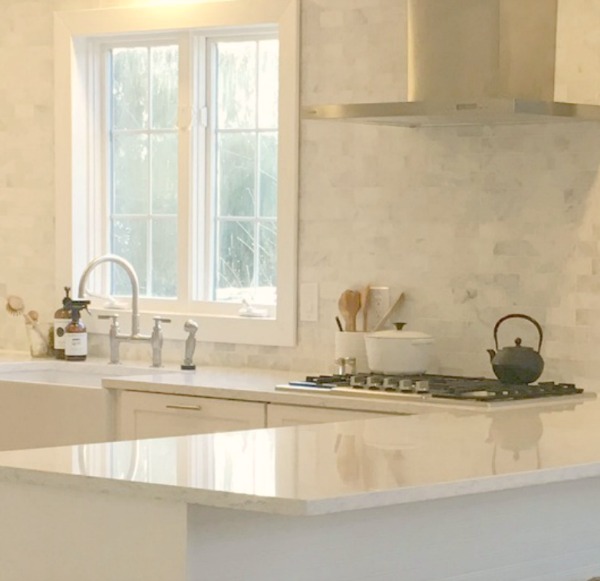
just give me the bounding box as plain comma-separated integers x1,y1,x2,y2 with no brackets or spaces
165,404,203,411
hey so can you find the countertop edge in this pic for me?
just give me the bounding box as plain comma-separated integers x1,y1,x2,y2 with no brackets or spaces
3,455,600,516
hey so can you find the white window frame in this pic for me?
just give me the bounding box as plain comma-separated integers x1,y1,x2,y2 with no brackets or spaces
54,0,299,347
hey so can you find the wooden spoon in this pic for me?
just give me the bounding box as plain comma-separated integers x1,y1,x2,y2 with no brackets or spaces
338,289,361,332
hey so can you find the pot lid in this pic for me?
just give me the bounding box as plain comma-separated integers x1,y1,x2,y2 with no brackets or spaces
367,330,432,340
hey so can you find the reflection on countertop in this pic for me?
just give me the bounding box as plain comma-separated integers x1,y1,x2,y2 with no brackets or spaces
0,395,598,515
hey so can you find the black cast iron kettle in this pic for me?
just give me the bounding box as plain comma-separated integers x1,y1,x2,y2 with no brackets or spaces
487,314,544,384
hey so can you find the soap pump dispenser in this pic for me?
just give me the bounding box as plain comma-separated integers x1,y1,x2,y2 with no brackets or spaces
64,300,91,362
54,286,72,360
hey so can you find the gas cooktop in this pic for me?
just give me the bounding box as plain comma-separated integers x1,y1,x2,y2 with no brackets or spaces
276,373,588,405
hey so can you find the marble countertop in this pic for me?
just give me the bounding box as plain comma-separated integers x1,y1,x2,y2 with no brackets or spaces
102,367,455,414
1,353,590,415
0,393,598,515
2,351,600,517
0,353,453,415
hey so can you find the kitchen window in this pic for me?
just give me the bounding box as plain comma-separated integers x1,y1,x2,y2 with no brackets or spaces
54,0,299,346
104,33,278,303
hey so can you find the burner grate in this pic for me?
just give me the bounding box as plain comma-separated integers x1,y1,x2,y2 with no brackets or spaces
295,373,583,402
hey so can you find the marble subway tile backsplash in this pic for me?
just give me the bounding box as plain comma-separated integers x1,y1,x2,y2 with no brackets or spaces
2,0,600,385
299,118,600,383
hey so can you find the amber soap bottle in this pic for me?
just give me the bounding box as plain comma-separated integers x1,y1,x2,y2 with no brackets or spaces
54,286,72,360
64,300,90,362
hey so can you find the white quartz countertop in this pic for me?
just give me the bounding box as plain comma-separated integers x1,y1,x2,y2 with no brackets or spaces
0,394,598,516
103,367,490,415
104,366,600,416
0,354,412,414
0,354,581,415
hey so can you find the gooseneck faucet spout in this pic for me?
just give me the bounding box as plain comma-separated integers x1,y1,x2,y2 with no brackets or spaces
78,254,142,337
78,254,170,366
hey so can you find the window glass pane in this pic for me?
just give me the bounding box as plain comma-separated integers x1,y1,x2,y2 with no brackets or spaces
113,134,149,214
217,132,256,217
152,218,178,298
258,39,278,129
259,132,277,218
151,133,178,214
217,41,257,130
112,47,148,130
111,218,148,296
151,45,178,129
258,221,277,289
216,220,254,301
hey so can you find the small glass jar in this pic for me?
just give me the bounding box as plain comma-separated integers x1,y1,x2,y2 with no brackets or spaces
26,322,54,358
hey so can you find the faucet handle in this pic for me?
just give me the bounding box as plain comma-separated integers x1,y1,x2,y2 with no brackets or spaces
98,313,119,326
152,316,172,330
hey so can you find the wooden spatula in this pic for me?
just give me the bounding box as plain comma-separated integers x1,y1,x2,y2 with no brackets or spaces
338,289,361,332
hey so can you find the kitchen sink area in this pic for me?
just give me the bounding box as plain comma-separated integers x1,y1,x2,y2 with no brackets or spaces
0,360,180,389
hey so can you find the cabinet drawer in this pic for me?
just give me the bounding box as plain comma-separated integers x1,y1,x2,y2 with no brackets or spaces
267,403,392,428
117,391,266,440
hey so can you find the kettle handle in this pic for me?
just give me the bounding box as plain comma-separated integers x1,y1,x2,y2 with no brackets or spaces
493,313,543,353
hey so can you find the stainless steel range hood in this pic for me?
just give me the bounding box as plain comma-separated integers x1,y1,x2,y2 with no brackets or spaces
303,0,600,127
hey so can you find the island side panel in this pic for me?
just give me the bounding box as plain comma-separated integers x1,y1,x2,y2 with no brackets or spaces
187,477,600,581
0,479,187,581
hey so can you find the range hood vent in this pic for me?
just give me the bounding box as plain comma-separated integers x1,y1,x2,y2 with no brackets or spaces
303,0,600,127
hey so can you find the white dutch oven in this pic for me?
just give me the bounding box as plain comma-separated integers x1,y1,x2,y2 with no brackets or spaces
365,328,434,374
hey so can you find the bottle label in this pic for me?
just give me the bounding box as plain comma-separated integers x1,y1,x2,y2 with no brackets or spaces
65,333,87,357
54,319,69,349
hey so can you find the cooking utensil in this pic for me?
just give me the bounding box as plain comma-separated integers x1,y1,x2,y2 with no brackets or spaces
365,325,434,374
338,289,361,332
373,292,405,332
487,313,544,384
361,285,371,331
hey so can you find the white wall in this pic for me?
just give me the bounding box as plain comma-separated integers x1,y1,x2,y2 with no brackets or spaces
2,0,600,386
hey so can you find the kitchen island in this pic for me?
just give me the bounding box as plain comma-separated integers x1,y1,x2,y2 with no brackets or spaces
0,386,600,581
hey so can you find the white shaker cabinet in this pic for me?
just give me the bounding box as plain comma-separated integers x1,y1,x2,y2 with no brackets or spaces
0,383,109,451
117,391,266,440
267,403,394,427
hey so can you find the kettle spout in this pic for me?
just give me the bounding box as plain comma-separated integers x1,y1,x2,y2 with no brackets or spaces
487,349,496,362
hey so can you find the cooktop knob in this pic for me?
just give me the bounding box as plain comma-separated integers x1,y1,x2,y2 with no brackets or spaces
415,380,430,393
399,379,414,392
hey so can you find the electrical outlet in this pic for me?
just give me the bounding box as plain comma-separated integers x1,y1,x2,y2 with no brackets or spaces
369,286,390,329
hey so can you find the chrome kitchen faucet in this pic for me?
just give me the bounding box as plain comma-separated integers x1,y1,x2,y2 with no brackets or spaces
78,254,171,367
